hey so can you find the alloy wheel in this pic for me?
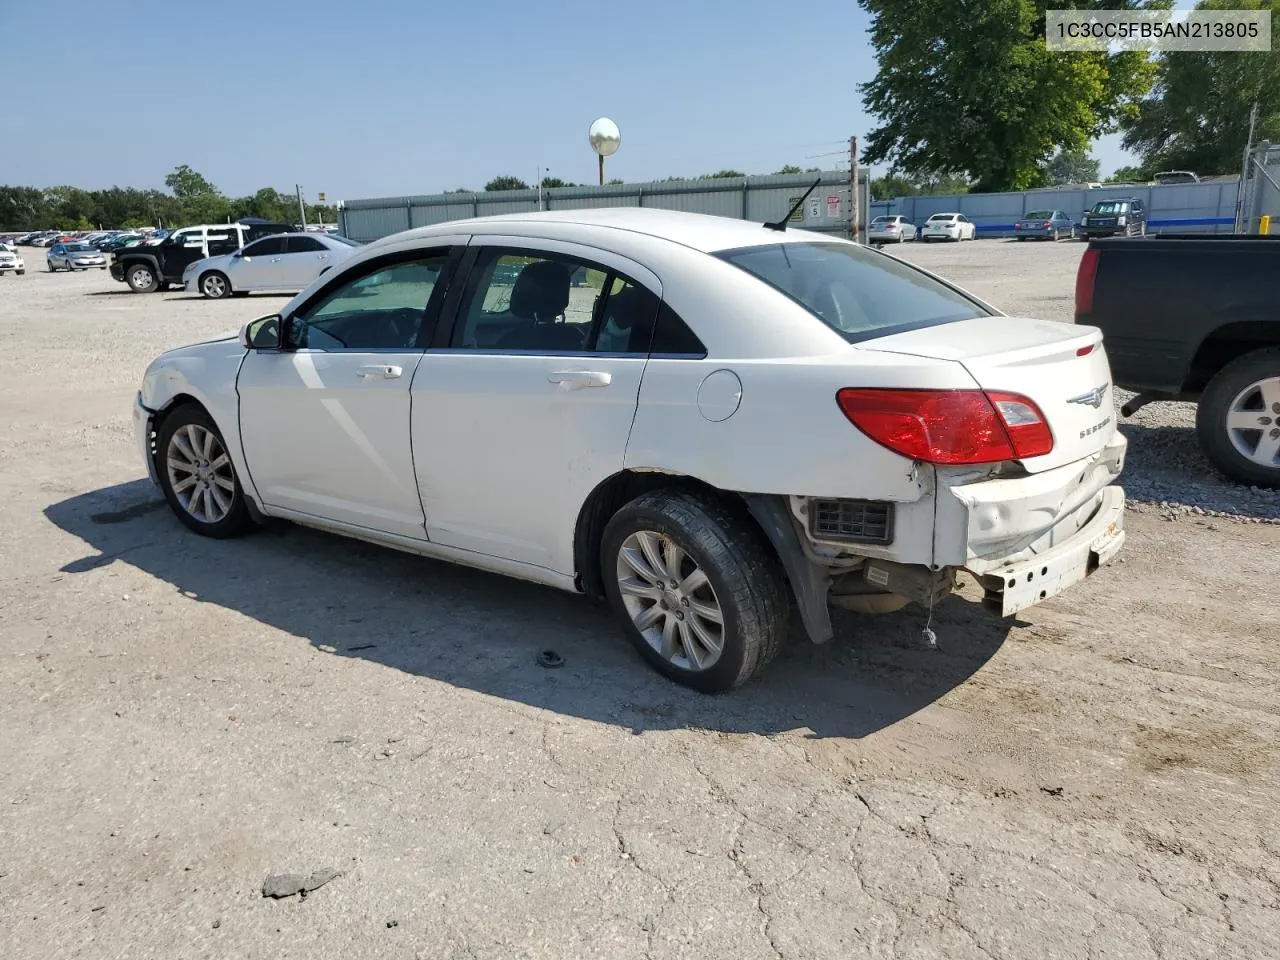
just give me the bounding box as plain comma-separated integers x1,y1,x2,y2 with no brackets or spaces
1225,376,1280,468
166,423,236,523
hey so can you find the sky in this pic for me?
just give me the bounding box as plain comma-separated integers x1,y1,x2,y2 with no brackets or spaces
0,0,1135,203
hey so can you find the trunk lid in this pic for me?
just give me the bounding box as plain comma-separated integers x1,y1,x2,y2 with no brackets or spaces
859,316,1116,472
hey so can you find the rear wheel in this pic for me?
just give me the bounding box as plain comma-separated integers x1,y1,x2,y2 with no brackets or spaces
1196,347,1280,488
601,490,789,693
126,264,158,293
155,403,255,537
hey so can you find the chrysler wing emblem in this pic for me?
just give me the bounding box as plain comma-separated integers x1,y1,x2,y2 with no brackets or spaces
1067,384,1109,409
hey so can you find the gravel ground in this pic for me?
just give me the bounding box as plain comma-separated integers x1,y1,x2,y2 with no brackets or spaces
888,238,1280,524
1,240,1278,960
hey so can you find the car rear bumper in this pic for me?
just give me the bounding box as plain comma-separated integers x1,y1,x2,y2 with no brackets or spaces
971,485,1125,616
868,231,905,242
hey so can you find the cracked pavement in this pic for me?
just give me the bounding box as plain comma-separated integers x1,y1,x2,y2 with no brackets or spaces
1,243,1278,958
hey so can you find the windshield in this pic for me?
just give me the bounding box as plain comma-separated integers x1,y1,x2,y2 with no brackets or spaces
1024,210,1053,219
1091,201,1129,214
716,241,989,343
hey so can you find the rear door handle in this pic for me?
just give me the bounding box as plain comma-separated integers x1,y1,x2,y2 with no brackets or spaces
356,364,403,380
548,370,611,388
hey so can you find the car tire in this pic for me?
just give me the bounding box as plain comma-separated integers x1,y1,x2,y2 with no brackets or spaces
1196,347,1280,489
126,264,159,293
46,261,53,272
155,402,255,538
200,271,231,299
600,489,789,693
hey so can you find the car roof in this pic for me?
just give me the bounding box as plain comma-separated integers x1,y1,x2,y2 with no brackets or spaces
374,207,845,255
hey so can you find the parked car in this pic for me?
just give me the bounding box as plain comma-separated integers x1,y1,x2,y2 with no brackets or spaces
0,242,25,275
183,232,362,299
48,241,108,271
110,220,294,292
921,212,977,242
1080,198,1147,239
134,208,1127,692
867,215,917,245
1014,209,1074,241
1077,234,1280,488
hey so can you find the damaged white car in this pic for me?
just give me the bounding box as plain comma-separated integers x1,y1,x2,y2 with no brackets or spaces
134,207,1126,692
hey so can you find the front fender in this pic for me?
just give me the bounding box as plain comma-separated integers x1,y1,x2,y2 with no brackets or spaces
141,343,260,507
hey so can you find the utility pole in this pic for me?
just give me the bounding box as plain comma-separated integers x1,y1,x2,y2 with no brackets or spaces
849,135,860,243
295,184,307,231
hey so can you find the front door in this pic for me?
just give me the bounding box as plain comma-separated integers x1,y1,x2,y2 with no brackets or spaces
237,249,457,539
411,238,659,573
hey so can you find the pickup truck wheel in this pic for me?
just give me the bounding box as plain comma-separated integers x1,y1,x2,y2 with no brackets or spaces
600,490,788,693
1197,347,1280,488
156,403,254,538
126,264,158,293
200,271,231,299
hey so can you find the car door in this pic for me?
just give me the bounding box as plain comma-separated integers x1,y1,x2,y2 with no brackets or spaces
411,238,658,573
282,234,334,288
230,235,288,291
49,243,64,267
236,245,460,539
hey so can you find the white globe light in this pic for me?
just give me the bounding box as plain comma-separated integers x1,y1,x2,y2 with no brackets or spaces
589,117,621,157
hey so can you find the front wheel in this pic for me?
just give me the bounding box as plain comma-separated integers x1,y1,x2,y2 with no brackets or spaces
200,271,231,299
1197,348,1280,488
155,403,255,537
601,490,789,693
126,264,159,292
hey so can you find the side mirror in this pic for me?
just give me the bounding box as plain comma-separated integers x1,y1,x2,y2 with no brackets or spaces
240,314,282,350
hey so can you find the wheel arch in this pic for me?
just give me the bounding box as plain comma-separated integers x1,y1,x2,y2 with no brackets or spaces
1186,321,1280,394
572,469,834,644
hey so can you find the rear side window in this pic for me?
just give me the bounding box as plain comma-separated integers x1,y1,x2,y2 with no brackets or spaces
716,241,990,343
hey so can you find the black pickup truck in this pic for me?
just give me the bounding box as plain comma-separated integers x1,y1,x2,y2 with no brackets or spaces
1076,234,1280,487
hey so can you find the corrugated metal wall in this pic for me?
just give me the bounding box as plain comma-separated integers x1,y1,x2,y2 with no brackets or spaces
869,179,1243,237
339,171,864,243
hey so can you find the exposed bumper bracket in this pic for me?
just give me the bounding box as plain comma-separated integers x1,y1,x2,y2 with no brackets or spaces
742,494,834,645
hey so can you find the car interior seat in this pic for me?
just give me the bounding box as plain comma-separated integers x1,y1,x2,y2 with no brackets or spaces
495,261,582,350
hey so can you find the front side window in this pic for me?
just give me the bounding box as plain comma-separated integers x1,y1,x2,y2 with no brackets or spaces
717,241,989,343
172,229,201,247
207,232,239,256
286,255,448,351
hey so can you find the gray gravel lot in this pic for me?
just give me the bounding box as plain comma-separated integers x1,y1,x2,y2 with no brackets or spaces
1,238,1277,960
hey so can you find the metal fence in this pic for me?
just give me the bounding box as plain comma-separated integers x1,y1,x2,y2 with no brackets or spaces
339,171,869,243
868,178,1246,238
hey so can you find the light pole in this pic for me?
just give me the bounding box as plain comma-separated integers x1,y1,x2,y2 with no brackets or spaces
589,117,621,186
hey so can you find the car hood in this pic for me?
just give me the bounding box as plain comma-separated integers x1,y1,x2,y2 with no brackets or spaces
65,249,103,257
185,253,233,274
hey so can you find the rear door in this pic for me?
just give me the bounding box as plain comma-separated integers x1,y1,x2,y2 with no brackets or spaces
410,238,657,573
283,234,335,288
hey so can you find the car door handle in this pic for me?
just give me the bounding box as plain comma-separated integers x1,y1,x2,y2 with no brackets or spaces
549,370,612,388
270,257,282,263
356,364,403,380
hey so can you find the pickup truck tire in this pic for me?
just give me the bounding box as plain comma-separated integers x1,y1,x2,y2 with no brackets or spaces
155,402,254,538
600,489,788,693
126,264,159,293
1196,347,1280,488
199,271,231,299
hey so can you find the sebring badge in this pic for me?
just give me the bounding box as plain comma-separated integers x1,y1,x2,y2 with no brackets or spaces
1067,383,1109,409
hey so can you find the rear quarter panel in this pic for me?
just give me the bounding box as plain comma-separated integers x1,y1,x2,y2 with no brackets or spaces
1082,237,1280,393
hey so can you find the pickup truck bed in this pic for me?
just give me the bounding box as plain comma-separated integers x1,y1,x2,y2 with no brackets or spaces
1076,234,1280,487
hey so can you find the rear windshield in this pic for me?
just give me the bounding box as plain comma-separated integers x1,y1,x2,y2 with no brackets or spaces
716,241,990,343
927,214,955,221
1024,210,1053,219
1091,201,1129,214
328,235,361,246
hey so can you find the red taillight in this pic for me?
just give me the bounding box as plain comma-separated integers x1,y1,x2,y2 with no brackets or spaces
1075,247,1099,314
836,388,1054,464
1043,221,1052,228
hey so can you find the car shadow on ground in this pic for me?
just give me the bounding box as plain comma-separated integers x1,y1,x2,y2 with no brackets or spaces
44,480,1013,740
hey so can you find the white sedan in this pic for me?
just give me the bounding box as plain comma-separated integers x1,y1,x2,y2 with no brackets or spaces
921,212,977,242
183,232,362,299
867,215,917,245
134,208,1126,692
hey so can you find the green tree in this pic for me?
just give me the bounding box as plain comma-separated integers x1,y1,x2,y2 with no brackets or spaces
1042,147,1102,184
540,176,576,188
1106,164,1150,182
607,178,624,185
697,169,746,179
773,165,804,175
858,0,1169,192
1121,0,1280,174
163,164,229,223
444,188,473,194
485,176,529,191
